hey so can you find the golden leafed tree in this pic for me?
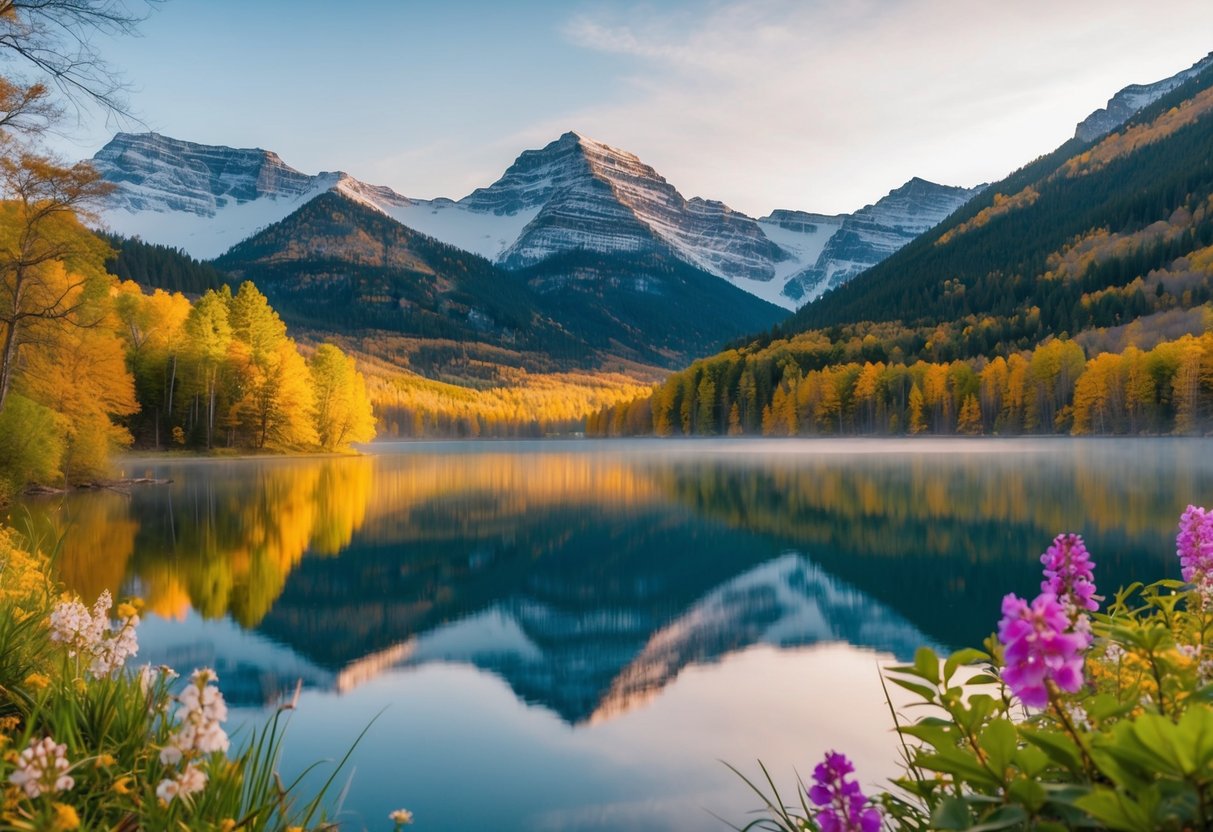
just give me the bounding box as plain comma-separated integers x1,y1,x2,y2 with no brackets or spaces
309,343,376,452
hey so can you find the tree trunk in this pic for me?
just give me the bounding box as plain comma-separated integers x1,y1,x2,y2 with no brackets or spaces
0,317,19,415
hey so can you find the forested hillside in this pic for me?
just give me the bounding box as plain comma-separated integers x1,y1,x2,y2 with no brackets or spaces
591,65,1213,437
103,234,231,295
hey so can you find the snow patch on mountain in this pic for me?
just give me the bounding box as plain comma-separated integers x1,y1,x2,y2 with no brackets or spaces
1075,51,1213,143
782,177,983,303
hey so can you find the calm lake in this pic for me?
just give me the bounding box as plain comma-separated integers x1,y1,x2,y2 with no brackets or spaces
13,438,1213,831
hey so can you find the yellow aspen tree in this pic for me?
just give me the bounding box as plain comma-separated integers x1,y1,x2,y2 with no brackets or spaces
310,344,376,451
1173,337,1204,435
908,383,927,434
957,394,983,435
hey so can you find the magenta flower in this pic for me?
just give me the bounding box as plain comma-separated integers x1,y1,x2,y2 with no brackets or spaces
997,592,1089,708
1040,533,1098,614
1178,505,1213,585
807,751,880,832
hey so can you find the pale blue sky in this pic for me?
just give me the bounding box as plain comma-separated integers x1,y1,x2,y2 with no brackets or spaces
43,0,1213,216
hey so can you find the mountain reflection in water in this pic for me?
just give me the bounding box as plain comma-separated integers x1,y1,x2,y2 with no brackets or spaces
15,439,1210,723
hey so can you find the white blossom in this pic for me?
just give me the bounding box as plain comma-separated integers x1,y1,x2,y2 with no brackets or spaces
157,667,230,802
156,777,180,804
390,808,414,825
177,764,208,797
7,736,74,798
138,664,179,696
1199,657,1213,686
1065,703,1091,732
48,590,140,677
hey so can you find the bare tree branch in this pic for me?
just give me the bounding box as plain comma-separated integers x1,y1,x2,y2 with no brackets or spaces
0,0,161,121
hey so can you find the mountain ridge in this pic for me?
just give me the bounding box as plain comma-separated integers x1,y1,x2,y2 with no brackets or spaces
90,130,979,309
1075,50,1213,142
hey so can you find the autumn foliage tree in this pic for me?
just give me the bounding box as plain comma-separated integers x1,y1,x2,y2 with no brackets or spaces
309,343,375,451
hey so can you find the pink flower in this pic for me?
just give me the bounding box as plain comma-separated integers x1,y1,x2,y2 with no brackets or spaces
1041,533,1098,614
998,592,1089,708
1178,505,1213,585
807,751,881,832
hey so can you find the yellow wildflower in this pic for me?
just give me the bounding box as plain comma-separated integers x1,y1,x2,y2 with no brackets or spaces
117,602,138,620
24,672,51,691
95,753,116,768
286,827,303,832
112,776,133,795
73,678,88,695
220,821,237,832
50,802,80,830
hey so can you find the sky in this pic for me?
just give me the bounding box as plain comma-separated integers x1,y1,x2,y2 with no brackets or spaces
39,0,1213,217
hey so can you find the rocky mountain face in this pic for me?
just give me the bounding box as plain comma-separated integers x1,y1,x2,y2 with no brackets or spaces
1075,51,1213,142
92,131,317,212
781,177,983,302
90,131,978,310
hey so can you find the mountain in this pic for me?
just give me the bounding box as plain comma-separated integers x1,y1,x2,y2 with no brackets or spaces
1075,50,1213,142
213,189,787,372
780,177,983,303
91,131,978,310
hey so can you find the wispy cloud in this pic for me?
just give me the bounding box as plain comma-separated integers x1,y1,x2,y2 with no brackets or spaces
548,0,1213,215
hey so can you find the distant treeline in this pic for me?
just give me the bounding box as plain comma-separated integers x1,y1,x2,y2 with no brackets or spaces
587,329,1213,437
372,369,649,438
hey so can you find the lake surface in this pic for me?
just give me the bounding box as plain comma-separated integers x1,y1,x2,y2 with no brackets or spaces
13,438,1213,831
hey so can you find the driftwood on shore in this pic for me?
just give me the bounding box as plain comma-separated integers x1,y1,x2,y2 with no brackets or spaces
24,477,173,496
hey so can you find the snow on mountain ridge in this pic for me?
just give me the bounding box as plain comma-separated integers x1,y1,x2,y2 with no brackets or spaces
782,177,984,303
1075,51,1213,143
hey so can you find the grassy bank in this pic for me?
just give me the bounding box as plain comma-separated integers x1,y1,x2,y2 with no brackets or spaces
0,528,379,831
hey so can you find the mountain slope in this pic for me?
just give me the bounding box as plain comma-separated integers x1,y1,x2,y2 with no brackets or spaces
213,190,786,372
214,191,581,365
790,63,1213,339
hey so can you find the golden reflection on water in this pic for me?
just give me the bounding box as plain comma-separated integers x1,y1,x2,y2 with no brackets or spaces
14,440,1211,632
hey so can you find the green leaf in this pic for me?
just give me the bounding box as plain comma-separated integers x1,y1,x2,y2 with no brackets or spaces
1012,745,1050,778
1007,777,1047,812
944,647,988,683
887,676,938,704
929,797,972,830
967,805,1029,831
1085,692,1137,723
979,718,1017,773
898,722,954,750
1074,787,1160,832
966,673,1002,685
914,646,941,685
1021,727,1083,775
917,747,1003,788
